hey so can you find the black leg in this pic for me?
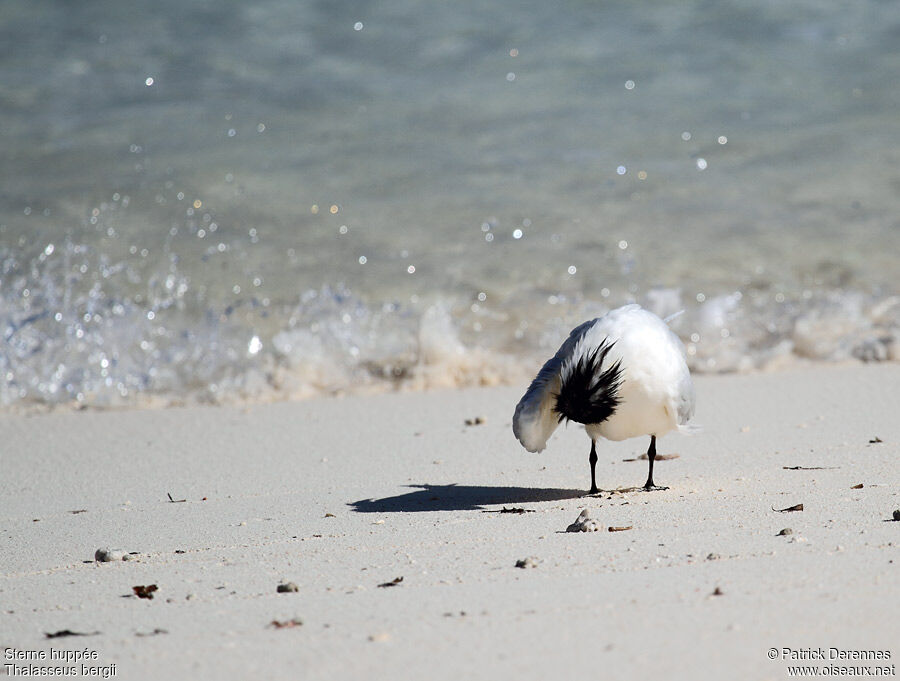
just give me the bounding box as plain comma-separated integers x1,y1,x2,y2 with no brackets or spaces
589,440,599,494
643,435,668,491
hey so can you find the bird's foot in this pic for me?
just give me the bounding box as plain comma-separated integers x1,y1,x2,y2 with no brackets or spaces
642,484,669,492
585,486,602,496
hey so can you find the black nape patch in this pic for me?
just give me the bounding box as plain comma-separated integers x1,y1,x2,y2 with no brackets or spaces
554,340,623,425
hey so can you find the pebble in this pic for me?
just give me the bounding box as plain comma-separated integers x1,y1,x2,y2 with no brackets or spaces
277,582,299,593
893,510,900,521
777,528,793,536
515,556,540,569
566,509,600,532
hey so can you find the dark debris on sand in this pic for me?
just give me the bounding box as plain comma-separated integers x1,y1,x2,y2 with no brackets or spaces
378,577,404,588
132,584,158,599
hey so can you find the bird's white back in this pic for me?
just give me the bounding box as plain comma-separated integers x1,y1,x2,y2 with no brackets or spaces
513,304,695,451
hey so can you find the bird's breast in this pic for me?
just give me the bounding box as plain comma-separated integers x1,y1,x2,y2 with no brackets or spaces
587,375,677,441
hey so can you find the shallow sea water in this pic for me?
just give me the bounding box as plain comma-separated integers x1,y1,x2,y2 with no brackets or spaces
2,0,899,408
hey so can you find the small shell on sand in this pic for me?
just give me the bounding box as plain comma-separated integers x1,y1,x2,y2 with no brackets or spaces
777,528,794,536
515,556,540,568
95,548,129,562
277,582,299,593
566,509,600,532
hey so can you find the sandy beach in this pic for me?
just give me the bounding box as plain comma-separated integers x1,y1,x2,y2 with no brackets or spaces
1,364,898,680
4,2,900,678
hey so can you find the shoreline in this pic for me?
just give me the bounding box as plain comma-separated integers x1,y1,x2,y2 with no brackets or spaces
1,356,892,417
1,364,898,679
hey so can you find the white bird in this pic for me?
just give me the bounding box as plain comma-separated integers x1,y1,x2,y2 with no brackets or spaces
513,304,695,493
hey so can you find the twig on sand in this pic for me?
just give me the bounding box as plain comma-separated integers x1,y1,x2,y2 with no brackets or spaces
783,466,838,471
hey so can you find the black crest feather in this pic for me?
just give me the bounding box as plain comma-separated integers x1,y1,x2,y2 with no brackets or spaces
554,339,623,425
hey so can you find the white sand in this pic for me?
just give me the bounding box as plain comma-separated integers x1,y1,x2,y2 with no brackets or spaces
1,365,898,679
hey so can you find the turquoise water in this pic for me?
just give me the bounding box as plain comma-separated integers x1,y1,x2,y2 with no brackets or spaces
2,0,899,408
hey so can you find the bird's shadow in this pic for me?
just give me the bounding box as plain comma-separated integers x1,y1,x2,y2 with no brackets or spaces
348,483,586,513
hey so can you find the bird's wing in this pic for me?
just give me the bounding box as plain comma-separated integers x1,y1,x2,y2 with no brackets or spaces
513,319,597,452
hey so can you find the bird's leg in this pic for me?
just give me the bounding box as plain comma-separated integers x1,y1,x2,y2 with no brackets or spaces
643,435,669,491
588,440,599,494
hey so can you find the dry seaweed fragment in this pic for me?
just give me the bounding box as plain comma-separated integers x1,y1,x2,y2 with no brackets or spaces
773,504,804,513
482,507,534,514
277,582,299,593
869,437,883,444
133,584,158,599
850,483,864,489
711,587,724,596
269,618,303,629
167,493,186,503
44,630,99,639
464,417,485,426
378,577,404,588
135,628,167,637
608,525,633,532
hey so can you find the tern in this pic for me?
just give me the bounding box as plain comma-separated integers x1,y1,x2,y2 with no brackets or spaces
513,304,696,493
